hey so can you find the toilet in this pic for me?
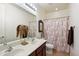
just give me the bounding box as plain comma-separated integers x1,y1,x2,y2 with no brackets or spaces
46,43,54,55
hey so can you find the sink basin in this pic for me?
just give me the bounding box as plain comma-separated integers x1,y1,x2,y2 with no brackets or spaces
2,48,25,56
17,39,32,46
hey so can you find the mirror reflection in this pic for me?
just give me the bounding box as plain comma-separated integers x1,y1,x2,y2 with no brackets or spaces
0,3,37,45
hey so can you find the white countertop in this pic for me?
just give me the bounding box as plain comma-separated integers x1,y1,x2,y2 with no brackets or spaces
0,38,46,56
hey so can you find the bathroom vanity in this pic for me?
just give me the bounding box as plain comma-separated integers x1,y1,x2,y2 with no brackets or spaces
29,42,46,56
0,38,46,56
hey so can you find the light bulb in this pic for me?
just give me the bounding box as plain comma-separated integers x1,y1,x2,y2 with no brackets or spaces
56,8,58,11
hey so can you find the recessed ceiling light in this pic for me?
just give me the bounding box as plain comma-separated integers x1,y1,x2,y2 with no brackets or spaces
56,8,58,11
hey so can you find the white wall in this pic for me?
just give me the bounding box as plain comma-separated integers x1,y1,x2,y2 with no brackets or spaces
0,4,36,43
35,7,47,38
37,9,47,20
0,4,7,44
69,3,79,56
0,4,3,43
0,4,3,36
46,9,70,19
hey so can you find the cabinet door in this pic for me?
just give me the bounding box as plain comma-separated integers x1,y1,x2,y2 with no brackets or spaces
43,46,46,56
37,51,43,56
29,42,46,56
36,42,46,56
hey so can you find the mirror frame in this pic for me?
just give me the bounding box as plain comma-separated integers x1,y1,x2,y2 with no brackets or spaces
38,20,44,32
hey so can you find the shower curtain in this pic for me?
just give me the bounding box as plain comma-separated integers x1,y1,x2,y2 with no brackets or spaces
44,17,69,53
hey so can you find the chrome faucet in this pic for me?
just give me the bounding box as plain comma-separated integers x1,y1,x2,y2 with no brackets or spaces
5,45,13,52
32,38,35,42
1,36,13,52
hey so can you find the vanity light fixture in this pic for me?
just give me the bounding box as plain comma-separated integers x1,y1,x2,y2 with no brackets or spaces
25,3,37,11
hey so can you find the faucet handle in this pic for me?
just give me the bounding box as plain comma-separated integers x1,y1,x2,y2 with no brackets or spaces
2,36,5,38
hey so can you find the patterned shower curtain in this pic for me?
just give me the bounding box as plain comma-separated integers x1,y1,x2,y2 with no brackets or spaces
44,17,69,53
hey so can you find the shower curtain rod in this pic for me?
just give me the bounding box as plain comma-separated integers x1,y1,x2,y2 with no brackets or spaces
43,16,70,21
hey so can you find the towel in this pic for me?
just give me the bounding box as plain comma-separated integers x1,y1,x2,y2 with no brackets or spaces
68,26,74,46
16,25,21,37
16,25,28,38
22,25,28,38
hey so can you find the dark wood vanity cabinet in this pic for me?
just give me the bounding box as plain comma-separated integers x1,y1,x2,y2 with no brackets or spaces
29,42,46,56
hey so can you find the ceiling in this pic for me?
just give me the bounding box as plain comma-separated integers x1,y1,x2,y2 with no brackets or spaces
34,3,69,13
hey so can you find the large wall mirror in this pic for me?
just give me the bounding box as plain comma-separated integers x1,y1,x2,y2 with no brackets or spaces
0,3,37,44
